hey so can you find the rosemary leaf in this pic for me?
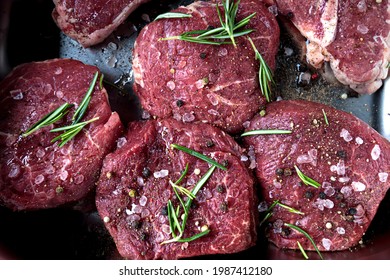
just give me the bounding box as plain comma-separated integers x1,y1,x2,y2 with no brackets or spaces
177,229,211,242
51,117,99,147
72,71,99,124
154,12,192,21
170,180,196,200
248,36,274,102
99,73,104,90
276,201,305,215
259,212,273,227
297,241,309,260
241,129,292,137
175,163,190,185
322,109,329,125
161,0,254,46
294,165,321,188
284,223,324,260
22,103,73,137
171,144,227,170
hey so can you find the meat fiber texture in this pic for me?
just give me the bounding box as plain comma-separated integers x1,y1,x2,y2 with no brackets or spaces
271,0,389,94
96,118,257,259
243,100,390,252
132,0,280,134
52,0,149,47
0,59,123,211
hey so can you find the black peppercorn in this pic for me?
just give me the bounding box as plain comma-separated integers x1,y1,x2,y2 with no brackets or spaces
176,99,184,107
139,232,148,241
275,168,284,176
222,160,229,167
281,227,291,237
216,185,225,193
304,190,314,199
200,52,207,59
161,206,168,216
142,167,151,178
286,11,294,19
130,220,142,230
206,140,214,147
220,202,228,212
319,192,326,199
348,207,357,215
337,150,346,158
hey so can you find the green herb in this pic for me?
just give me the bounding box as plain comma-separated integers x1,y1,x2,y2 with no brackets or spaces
276,201,305,215
387,61,390,68
171,143,227,170
99,73,104,90
294,165,321,188
51,117,99,147
160,0,255,46
248,36,274,102
154,12,192,21
72,71,99,124
297,241,309,259
241,129,292,137
162,166,216,244
259,212,273,227
284,223,324,260
22,103,74,137
169,180,196,199
322,109,329,125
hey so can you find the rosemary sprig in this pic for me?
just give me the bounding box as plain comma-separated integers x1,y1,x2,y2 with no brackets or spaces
322,109,329,125
72,71,99,124
276,201,305,215
171,144,227,170
248,36,274,102
99,73,104,90
297,241,309,259
154,12,192,21
241,129,292,137
51,117,99,147
160,0,255,46
284,223,324,260
294,165,321,188
162,166,216,244
22,103,74,137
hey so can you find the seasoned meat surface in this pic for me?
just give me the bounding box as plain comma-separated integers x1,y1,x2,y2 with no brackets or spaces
0,59,123,211
52,0,149,47
244,100,390,251
133,0,280,134
272,0,389,94
96,118,257,259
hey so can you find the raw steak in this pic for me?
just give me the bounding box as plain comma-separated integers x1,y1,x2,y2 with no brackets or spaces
52,0,149,47
271,0,389,94
132,0,279,134
96,118,257,259
0,59,123,211
243,100,390,252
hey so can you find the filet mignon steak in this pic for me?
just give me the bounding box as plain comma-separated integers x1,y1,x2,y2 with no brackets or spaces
0,59,123,211
243,100,390,252
96,118,257,259
273,0,389,94
132,0,280,134
52,0,149,47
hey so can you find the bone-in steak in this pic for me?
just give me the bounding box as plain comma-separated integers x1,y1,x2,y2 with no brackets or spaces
272,0,389,94
132,0,279,134
52,0,149,47
96,118,257,259
243,100,390,252
0,59,123,211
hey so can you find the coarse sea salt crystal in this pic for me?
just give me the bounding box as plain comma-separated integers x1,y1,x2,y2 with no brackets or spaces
34,174,45,184
139,195,148,206
258,201,268,212
336,227,346,235
371,144,381,160
322,238,332,250
340,186,353,197
8,164,21,178
153,169,169,178
182,113,195,123
166,80,175,90
378,172,388,183
340,128,353,142
352,181,366,192
323,199,334,209
116,137,127,148
355,137,364,145
338,177,350,183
